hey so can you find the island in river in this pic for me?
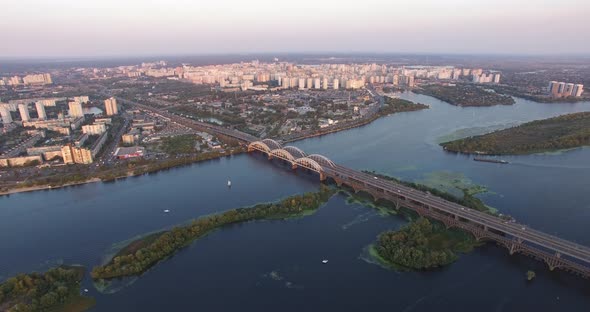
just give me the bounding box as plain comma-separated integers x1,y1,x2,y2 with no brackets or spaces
356,171,491,270
441,112,590,155
372,217,480,270
415,84,515,107
0,266,95,312
91,187,336,280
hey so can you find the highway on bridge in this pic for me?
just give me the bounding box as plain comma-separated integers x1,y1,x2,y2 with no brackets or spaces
122,95,590,278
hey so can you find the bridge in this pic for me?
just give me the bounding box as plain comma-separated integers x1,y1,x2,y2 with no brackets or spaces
122,96,590,278
248,138,590,278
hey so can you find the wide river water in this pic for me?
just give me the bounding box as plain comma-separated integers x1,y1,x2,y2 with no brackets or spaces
1,92,590,311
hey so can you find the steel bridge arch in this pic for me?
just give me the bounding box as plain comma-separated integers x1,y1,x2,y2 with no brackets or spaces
283,146,307,159
270,149,296,162
248,141,273,153
262,139,282,150
294,157,324,173
307,154,336,168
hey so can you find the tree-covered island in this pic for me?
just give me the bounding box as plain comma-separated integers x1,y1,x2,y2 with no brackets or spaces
359,171,489,270
91,187,335,280
441,112,590,155
0,266,95,312
373,217,479,270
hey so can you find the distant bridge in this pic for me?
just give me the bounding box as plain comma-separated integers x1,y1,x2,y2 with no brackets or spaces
125,96,590,279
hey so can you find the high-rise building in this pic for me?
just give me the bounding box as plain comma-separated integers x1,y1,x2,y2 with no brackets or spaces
22,73,52,85
408,76,415,88
333,79,339,90
35,102,46,120
82,124,107,135
0,106,12,124
322,78,328,90
557,82,566,94
104,97,118,116
73,96,90,104
564,83,575,96
18,104,30,122
548,81,560,95
314,78,321,89
68,101,84,118
298,78,305,90
573,84,584,97
306,78,313,89
493,73,501,84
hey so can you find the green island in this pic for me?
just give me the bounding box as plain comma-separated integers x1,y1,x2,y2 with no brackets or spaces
440,112,590,155
415,84,515,107
91,187,335,280
358,171,492,270
0,266,95,312
372,217,479,270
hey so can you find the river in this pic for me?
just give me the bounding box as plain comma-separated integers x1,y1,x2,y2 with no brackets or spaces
1,93,590,311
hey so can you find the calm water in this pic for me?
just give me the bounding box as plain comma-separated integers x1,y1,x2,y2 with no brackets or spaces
1,93,590,311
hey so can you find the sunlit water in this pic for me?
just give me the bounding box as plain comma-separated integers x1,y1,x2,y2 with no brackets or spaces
1,93,590,311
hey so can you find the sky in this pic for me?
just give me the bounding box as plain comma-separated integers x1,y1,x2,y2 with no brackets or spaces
0,0,589,58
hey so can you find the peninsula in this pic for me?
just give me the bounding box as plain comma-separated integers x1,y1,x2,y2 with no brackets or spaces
441,112,590,155
416,84,515,107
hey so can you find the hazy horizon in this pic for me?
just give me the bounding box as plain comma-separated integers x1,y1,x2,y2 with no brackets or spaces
1,0,589,58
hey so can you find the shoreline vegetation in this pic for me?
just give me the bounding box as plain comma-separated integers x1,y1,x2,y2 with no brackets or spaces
0,148,245,197
0,266,95,312
440,112,590,155
362,171,493,214
358,171,490,270
415,84,515,107
91,187,335,280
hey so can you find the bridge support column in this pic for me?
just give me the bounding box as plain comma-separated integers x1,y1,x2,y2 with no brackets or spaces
320,172,327,182
292,163,298,170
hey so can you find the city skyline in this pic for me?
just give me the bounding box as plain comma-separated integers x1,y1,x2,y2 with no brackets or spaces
1,0,589,58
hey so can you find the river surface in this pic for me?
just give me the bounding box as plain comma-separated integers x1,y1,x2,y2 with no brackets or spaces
1,93,590,311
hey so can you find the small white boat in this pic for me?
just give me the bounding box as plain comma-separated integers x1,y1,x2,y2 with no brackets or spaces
322,259,328,264
84,288,89,293
227,178,232,187
164,209,170,213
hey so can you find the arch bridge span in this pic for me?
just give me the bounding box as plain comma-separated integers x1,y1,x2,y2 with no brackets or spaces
248,141,334,180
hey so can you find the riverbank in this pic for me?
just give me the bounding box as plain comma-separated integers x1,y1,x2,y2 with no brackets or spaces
0,178,103,197
440,112,590,155
0,265,95,312
91,187,335,280
0,148,245,197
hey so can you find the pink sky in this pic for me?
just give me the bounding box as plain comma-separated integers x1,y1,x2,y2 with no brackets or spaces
1,0,589,57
